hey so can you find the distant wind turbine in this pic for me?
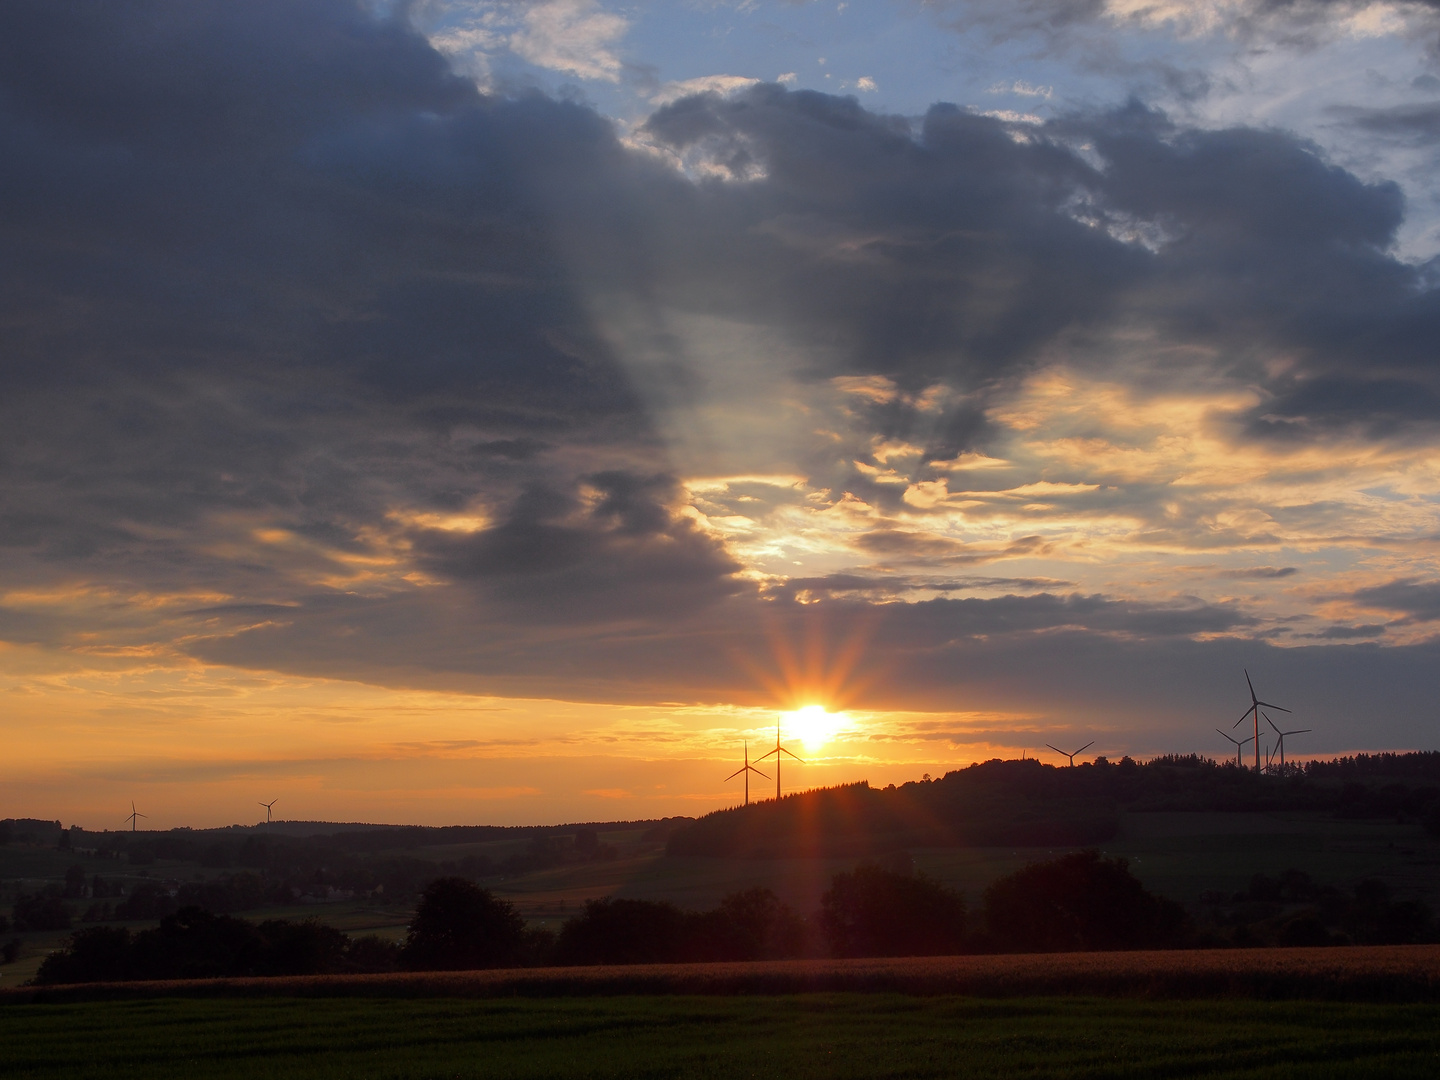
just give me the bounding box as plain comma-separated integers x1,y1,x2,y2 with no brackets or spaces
755,718,804,800
1216,728,1255,768
259,798,278,824
1264,712,1311,772
1234,669,1289,774
124,801,147,833
1045,741,1094,768
725,742,769,806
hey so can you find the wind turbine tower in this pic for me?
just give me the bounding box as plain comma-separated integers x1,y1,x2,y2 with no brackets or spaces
1264,712,1311,772
1234,669,1290,774
755,718,804,800
725,742,769,806
259,798,278,824
1045,741,1094,767
1216,728,1254,768
124,801,147,833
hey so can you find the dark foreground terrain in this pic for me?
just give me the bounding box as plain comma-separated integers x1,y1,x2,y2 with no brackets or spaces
5,948,1440,1079
4,993,1440,1079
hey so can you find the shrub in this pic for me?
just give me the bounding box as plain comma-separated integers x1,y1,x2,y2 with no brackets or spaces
114,881,177,921
554,897,688,966
401,877,526,971
819,865,967,958
983,850,1189,952
12,891,71,931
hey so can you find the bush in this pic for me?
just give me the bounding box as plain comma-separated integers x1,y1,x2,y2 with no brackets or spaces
983,850,1189,952
34,908,380,984
554,898,687,966
345,934,403,973
401,877,526,971
687,888,805,962
12,891,71,932
819,866,967,958
114,881,177,921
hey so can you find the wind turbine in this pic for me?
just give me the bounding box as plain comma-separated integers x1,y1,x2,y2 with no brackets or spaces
1264,712,1311,772
1045,741,1094,767
259,798,278,824
755,718,804,800
1233,669,1289,774
124,801,147,833
1216,728,1254,768
725,742,769,806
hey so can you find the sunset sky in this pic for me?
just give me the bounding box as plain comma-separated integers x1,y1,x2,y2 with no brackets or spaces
5,0,1440,829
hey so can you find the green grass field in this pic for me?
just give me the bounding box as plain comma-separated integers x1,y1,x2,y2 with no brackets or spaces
3,994,1440,1078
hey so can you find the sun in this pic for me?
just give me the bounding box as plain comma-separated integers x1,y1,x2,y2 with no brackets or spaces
784,704,844,752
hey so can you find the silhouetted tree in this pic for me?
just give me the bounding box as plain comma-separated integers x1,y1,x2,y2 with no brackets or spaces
114,881,177,921
401,877,526,971
983,850,1188,952
554,897,687,965
686,888,805,961
12,890,71,931
345,933,403,973
819,865,967,957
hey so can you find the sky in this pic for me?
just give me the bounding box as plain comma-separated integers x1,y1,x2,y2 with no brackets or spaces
4,0,1440,829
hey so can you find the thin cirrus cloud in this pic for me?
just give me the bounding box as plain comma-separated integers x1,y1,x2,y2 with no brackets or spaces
3,0,1440,825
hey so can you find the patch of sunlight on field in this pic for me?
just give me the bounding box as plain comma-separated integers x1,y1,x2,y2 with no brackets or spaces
4,995,1440,1079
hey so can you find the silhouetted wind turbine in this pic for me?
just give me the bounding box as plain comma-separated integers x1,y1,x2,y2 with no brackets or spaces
124,801,147,833
1045,741,1094,767
1216,728,1254,768
259,798,278,824
755,718,804,800
725,742,769,806
1234,669,1289,774
1264,712,1311,772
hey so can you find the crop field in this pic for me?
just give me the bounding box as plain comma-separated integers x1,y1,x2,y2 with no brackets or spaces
4,992,1440,1079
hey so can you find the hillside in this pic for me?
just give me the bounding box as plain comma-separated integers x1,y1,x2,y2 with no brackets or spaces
666,753,1440,859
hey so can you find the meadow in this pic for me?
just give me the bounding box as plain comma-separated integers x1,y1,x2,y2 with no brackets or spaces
4,992,1440,1079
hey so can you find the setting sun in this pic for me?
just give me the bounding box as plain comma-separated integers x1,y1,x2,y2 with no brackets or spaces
784,705,844,752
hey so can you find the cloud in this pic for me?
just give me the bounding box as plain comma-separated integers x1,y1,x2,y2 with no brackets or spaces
650,75,761,106
1352,578,1440,621
3,0,1440,761
507,0,628,82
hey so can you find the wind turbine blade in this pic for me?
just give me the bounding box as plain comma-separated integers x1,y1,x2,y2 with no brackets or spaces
725,767,747,781
752,767,770,780
1256,701,1290,713
1288,728,1312,735
1076,741,1094,755
1215,728,1239,745
781,746,804,762
1245,669,1257,703
1264,712,1283,737
1233,710,1252,728
754,748,779,761
1045,744,1066,756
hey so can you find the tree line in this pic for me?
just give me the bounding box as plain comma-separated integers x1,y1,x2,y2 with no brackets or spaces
666,753,1440,859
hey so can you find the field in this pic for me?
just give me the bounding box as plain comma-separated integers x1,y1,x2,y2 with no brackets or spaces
4,992,1440,1078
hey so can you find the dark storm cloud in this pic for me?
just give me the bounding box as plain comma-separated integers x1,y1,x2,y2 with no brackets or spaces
0,0,688,600
635,87,1440,449
1332,102,1440,143
1352,578,1440,622
408,471,744,620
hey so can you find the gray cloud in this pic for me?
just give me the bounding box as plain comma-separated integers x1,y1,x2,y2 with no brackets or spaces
1352,578,1440,621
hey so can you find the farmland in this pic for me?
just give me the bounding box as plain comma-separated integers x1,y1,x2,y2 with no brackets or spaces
4,990,1440,1078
